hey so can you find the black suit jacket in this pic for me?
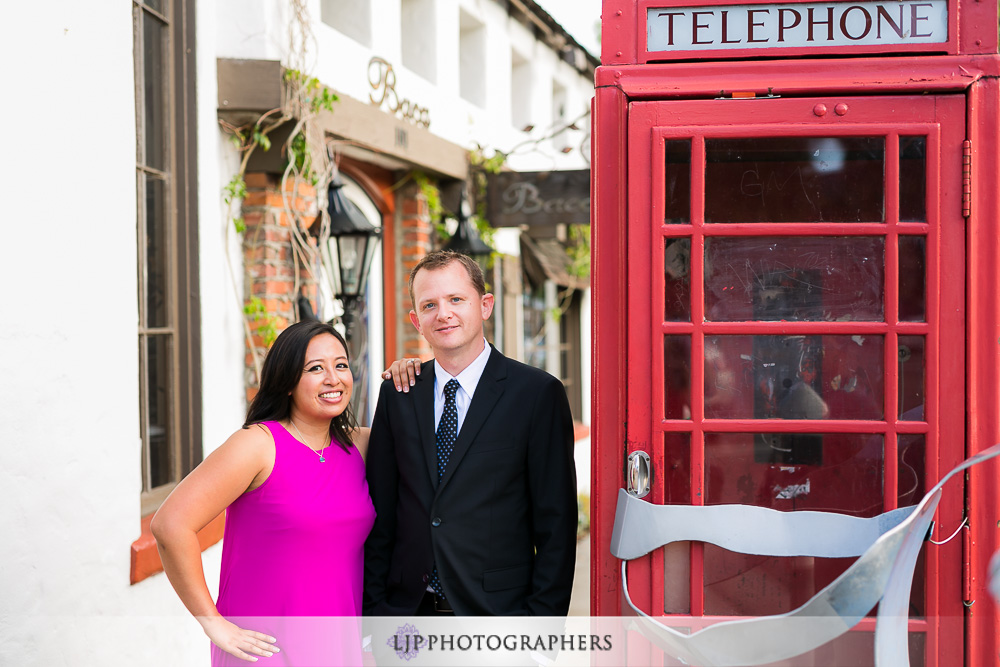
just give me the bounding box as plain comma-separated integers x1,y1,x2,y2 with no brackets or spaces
363,346,577,616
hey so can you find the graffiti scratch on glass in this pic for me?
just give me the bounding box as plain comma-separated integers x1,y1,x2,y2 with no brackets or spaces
368,57,431,128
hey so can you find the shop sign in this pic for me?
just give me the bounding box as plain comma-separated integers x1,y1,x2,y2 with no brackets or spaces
647,0,947,52
486,170,590,227
368,57,431,128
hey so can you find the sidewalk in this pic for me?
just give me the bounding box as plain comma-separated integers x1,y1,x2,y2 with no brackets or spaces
568,533,590,616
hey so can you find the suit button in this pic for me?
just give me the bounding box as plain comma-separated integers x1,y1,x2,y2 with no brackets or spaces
431,517,442,527
422,574,429,583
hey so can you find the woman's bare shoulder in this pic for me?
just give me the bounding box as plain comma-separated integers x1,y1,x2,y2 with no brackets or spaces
351,426,371,461
223,422,274,453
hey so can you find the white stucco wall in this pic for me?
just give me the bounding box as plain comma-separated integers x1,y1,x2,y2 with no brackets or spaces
0,2,238,665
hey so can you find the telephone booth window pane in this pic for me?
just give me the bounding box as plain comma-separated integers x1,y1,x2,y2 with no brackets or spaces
898,433,926,508
704,236,885,321
704,137,885,223
899,434,928,618
899,136,927,222
664,238,691,321
665,336,691,419
665,139,691,224
704,432,885,615
662,432,691,614
898,336,925,420
899,236,927,322
704,335,885,420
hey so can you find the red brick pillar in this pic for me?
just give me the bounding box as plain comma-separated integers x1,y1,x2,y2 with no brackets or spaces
242,172,318,397
397,181,434,360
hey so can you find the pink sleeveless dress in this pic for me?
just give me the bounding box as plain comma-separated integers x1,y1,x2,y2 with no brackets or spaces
212,421,375,666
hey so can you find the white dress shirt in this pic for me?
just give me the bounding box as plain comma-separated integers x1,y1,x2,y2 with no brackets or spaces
433,339,492,434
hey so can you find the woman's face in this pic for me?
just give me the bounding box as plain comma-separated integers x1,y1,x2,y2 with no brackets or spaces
289,333,353,423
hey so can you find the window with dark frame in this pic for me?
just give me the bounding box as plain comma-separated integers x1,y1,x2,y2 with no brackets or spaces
522,280,584,421
133,0,201,516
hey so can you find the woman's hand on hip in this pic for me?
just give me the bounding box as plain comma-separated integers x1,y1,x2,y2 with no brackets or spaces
199,615,280,662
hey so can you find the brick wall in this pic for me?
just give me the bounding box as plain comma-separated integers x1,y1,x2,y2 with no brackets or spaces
397,181,434,360
241,172,318,396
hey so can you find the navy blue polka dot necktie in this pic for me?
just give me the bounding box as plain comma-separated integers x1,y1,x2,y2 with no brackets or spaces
436,379,460,481
429,379,460,599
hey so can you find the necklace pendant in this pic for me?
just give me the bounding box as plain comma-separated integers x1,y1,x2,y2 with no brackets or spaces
319,455,326,463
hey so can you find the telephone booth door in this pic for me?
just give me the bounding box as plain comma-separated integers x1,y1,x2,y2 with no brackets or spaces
619,94,966,665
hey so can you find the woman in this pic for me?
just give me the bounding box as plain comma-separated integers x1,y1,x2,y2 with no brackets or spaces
153,321,403,664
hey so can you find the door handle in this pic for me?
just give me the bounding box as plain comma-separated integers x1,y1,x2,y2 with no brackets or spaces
627,450,651,498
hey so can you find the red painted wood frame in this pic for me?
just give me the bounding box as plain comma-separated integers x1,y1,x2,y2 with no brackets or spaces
600,0,998,64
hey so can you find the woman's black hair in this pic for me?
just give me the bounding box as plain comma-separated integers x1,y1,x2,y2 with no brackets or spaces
244,320,358,452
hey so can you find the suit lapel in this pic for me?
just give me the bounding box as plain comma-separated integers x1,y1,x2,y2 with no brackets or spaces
410,360,439,485
437,347,507,492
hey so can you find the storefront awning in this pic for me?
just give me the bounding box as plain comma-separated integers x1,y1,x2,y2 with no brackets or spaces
520,234,589,290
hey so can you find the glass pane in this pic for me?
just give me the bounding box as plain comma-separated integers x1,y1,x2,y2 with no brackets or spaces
704,432,885,615
144,0,165,13
662,432,691,613
900,136,927,222
146,334,174,489
705,236,885,321
145,175,169,328
898,433,926,507
523,284,546,369
665,139,691,224
663,432,691,504
899,236,926,322
705,137,885,223
899,432,927,618
664,336,691,419
705,335,885,420
664,238,691,321
898,336,925,420
143,13,168,170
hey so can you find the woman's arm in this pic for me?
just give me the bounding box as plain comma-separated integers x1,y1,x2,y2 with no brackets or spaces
151,425,280,662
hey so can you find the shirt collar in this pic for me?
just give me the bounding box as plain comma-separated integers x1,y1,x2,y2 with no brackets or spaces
434,339,492,399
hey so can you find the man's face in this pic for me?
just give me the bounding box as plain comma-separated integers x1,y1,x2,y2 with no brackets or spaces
409,261,494,357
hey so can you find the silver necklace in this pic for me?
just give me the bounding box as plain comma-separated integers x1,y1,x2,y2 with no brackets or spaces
289,419,330,462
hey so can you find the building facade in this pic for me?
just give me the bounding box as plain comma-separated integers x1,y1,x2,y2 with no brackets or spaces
0,1,594,664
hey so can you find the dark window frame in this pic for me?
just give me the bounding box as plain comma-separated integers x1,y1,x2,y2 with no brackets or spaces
134,0,201,516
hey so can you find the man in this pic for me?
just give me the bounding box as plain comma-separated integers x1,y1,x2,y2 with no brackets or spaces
363,251,577,616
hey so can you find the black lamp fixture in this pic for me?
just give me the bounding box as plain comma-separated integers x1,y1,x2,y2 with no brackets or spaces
442,187,492,260
323,173,382,338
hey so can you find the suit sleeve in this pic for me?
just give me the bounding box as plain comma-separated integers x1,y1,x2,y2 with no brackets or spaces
524,375,578,616
363,380,398,615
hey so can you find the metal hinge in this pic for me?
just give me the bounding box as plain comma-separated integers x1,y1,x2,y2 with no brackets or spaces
962,140,972,218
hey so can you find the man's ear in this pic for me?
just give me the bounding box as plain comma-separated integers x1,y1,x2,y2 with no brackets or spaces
408,310,421,332
481,293,495,320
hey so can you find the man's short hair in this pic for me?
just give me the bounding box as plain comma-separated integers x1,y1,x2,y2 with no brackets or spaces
408,250,486,307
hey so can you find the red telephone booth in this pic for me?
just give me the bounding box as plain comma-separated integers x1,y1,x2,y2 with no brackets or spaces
591,0,1000,664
